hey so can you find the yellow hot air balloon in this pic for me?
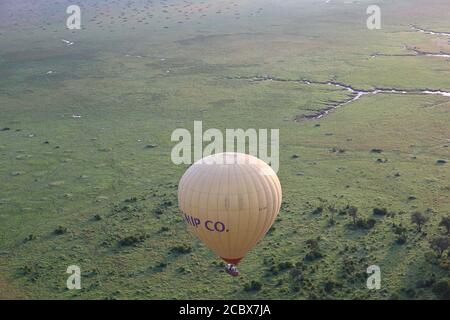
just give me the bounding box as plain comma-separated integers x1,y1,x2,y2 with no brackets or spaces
178,152,282,273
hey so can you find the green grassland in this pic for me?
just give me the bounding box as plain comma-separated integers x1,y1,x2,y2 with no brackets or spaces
0,0,449,299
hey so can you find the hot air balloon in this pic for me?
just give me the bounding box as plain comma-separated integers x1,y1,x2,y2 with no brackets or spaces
177,152,282,276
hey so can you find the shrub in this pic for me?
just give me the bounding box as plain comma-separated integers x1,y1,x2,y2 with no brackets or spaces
306,238,320,251
430,236,450,257
244,280,262,292
304,250,323,261
305,238,323,259
347,206,358,224
392,223,407,235
411,211,428,232
312,207,323,215
324,280,340,293
278,261,294,271
170,244,192,255
153,262,167,272
439,216,450,234
351,218,376,230
124,197,138,203
403,287,416,298
160,200,173,208
432,279,450,299
54,226,67,235
395,234,408,244
159,226,170,233
415,278,435,289
396,234,407,245
24,234,36,242
119,235,145,246
373,208,388,216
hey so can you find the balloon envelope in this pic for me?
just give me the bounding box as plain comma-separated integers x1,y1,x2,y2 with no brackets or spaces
178,152,282,265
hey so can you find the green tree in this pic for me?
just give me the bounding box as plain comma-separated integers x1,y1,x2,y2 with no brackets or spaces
411,211,428,232
439,216,450,234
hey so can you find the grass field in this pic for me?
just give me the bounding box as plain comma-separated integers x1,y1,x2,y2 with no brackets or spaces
0,0,450,299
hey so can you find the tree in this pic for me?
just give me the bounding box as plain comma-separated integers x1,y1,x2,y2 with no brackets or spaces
439,216,450,234
432,279,450,299
306,238,319,251
305,238,322,261
348,206,358,225
430,236,450,257
328,204,337,224
411,211,428,232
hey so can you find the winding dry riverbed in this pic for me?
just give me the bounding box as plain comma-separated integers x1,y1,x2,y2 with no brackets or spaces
226,26,450,120
409,25,450,58
227,75,450,120
411,25,450,38
372,26,450,58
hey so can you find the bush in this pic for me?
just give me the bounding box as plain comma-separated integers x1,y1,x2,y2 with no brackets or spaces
124,197,138,203
439,216,450,234
306,238,319,250
160,200,173,208
244,280,262,292
278,261,294,271
119,235,145,246
304,250,323,261
415,278,435,289
324,280,340,293
153,262,167,272
392,224,407,235
170,244,192,255
396,234,407,245
312,207,323,215
347,206,358,224
429,236,450,257
159,226,170,233
351,218,376,230
373,208,388,216
24,234,36,242
432,279,450,299
54,226,67,235
411,211,428,232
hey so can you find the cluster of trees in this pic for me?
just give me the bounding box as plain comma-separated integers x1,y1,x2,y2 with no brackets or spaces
312,202,450,258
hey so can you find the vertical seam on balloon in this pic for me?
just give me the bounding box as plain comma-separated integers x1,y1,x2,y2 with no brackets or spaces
187,165,209,242
216,165,225,259
226,165,233,258
232,163,244,259
236,164,256,258
239,167,258,255
196,168,212,252
267,174,279,235
246,165,266,254
236,164,248,257
208,167,221,255
256,167,272,246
